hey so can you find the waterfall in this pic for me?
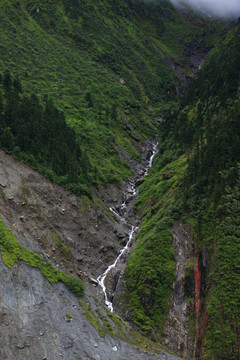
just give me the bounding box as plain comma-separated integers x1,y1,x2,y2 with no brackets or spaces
97,226,137,312
97,142,157,311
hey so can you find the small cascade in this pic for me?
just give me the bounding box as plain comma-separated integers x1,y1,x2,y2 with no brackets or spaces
149,143,158,167
109,207,119,218
144,142,158,175
97,226,137,312
97,142,157,311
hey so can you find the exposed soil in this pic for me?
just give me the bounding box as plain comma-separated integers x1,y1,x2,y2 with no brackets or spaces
0,146,182,359
0,148,129,285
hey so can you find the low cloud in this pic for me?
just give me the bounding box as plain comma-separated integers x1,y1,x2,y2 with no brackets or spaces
170,0,240,19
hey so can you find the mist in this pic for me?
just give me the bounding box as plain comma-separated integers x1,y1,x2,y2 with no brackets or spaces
170,0,240,20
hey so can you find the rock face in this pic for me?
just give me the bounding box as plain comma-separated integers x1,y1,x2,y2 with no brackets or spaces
0,259,181,360
0,149,123,281
0,148,182,359
162,220,193,358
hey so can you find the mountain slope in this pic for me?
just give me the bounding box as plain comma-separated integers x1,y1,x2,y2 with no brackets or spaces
118,21,240,359
0,147,182,360
0,1,235,359
0,0,227,193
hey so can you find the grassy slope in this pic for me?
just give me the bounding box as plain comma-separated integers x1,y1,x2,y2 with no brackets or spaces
0,0,226,190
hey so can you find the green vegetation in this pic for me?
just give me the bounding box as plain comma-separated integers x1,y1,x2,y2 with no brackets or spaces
0,73,93,196
118,17,240,359
80,298,168,354
95,308,116,338
0,218,84,297
0,0,227,195
202,182,240,359
180,71,240,357
140,21,240,358
80,300,113,338
0,0,237,357
66,311,72,321
123,151,186,337
51,232,70,256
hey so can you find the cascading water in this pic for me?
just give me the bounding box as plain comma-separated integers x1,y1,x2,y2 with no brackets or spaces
97,142,157,312
97,225,137,312
149,143,158,167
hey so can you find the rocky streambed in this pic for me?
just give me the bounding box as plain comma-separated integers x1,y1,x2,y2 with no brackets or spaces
97,142,158,312
0,144,182,360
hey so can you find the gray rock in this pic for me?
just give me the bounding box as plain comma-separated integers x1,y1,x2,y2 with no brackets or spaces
0,259,181,360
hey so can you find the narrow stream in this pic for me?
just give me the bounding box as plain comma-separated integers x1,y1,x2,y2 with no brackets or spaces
97,142,158,312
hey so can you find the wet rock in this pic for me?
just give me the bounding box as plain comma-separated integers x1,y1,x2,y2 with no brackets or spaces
105,268,121,297
120,238,128,246
89,277,98,286
117,234,126,240
135,177,144,186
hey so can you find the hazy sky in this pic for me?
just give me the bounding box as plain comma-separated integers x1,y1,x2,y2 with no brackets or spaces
170,0,240,19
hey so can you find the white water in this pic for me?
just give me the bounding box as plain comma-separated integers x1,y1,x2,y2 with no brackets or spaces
97,226,137,312
149,143,158,167
109,207,119,218
97,142,158,312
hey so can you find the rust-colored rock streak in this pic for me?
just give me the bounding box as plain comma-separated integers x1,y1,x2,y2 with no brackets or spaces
194,237,201,357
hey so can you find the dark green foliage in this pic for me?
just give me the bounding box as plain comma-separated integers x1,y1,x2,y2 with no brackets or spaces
123,153,186,337
63,274,84,298
203,182,240,359
184,24,240,104
0,1,236,355
0,74,92,195
0,0,227,194
180,27,240,216
125,225,175,335
120,17,240,356
156,21,240,359
182,99,240,211
159,23,240,210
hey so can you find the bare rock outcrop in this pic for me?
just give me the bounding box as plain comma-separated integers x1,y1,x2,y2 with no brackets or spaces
0,258,181,360
162,220,194,358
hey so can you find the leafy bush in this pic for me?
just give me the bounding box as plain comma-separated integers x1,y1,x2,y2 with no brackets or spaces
63,274,84,298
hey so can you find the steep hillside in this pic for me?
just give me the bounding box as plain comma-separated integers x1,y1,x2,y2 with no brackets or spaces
0,147,183,360
117,21,240,359
0,1,235,359
0,0,227,193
